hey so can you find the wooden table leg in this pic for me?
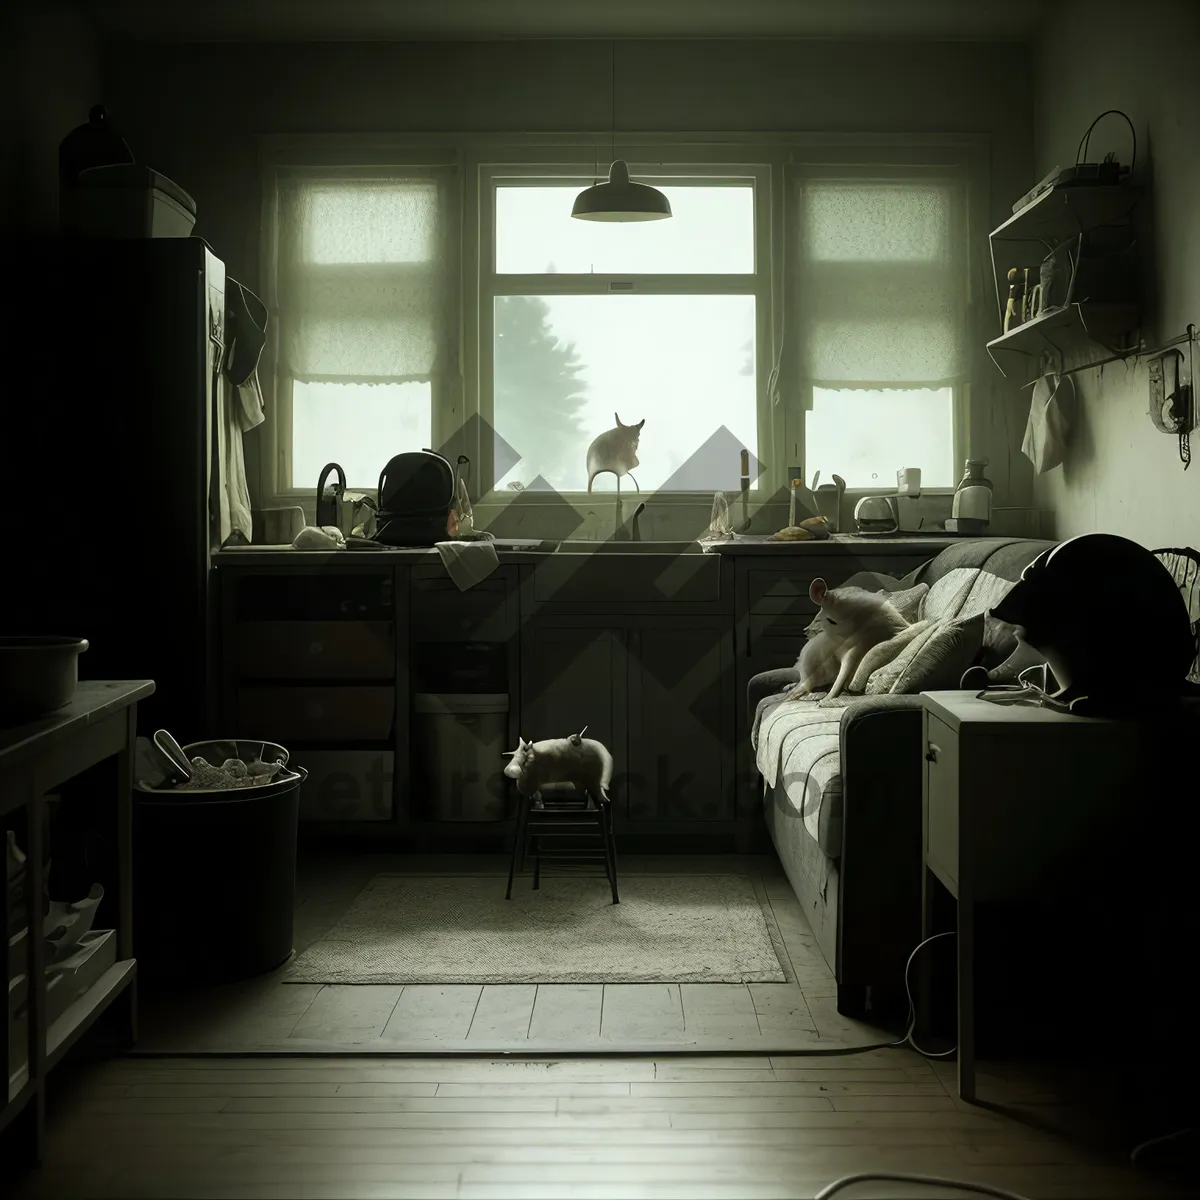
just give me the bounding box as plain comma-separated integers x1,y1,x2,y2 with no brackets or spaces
26,779,47,1166
915,866,935,1041
113,705,138,1047
957,889,976,1103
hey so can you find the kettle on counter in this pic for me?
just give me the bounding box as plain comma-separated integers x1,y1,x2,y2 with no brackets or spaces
316,462,347,529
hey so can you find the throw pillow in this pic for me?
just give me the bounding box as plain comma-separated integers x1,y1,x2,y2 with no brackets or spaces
865,612,987,695
849,619,931,692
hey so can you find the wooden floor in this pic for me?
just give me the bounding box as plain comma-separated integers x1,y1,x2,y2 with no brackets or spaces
10,1049,1193,1199
137,855,857,1055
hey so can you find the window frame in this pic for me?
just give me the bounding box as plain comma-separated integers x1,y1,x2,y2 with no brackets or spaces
782,147,988,499
472,146,776,504
259,132,989,511
259,139,462,504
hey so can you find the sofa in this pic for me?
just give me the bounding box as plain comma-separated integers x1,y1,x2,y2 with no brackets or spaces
748,537,1057,1020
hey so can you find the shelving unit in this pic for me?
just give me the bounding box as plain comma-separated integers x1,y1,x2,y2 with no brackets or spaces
1,679,151,1168
987,183,1142,381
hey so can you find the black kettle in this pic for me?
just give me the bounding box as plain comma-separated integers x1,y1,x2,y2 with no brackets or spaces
316,463,346,528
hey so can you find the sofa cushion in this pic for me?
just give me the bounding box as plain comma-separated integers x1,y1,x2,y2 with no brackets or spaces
753,694,854,856
865,612,987,694
752,538,1057,864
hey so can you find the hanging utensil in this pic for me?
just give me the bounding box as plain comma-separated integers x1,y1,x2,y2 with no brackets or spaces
152,728,193,786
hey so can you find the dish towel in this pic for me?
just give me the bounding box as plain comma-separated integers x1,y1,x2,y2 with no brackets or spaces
435,540,500,590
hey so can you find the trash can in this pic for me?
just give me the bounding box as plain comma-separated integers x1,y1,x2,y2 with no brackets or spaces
413,693,512,821
133,739,306,984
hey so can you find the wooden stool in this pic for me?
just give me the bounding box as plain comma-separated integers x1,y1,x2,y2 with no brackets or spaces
505,782,619,904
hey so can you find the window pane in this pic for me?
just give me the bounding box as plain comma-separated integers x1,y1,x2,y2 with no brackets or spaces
493,295,757,492
495,186,754,274
804,183,950,263
806,388,954,489
292,381,432,490
300,182,439,264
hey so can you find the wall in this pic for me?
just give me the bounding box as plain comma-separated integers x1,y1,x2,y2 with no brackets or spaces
0,1,100,234
1033,0,1200,548
99,38,1038,521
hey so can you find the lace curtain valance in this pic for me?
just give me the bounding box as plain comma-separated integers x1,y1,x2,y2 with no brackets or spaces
274,169,459,384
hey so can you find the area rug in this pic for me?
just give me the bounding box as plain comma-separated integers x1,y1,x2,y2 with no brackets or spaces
283,874,787,985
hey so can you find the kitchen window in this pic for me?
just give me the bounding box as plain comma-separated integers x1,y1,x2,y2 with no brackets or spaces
478,164,771,495
260,137,983,507
789,169,970,490
265,161,460,492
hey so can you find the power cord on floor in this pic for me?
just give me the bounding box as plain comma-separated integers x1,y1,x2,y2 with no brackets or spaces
814,1173,1031,1199
809,935,1040,1197
1130,1124,1195,1165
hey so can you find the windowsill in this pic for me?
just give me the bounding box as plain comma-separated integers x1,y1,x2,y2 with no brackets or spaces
271,488,960,505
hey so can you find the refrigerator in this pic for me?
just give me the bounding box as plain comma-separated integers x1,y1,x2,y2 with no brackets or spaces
9,235,229,739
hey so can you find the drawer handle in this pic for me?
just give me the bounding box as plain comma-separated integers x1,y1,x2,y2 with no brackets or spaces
926,743,941,763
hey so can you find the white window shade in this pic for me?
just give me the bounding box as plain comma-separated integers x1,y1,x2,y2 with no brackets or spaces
276,172,458,384
797,179,967,389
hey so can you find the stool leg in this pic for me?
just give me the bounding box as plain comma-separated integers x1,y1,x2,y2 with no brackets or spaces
607,799,620,903
506,789,530,901
533,842,541,891
599,798,619,904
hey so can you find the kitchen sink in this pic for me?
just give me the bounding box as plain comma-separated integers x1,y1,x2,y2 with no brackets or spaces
554,540,707,555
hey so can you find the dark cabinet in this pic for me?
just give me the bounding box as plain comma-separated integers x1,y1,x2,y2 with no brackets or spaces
518,620,626,774
625,620,734,823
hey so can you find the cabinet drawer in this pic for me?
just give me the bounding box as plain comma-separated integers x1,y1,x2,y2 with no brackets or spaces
748,612,813,655
747,568,824,613
746,556,932,614
234,573,393,620
410,568,514,641
235,622,394,680
924,713,959,891
236,686,395,742
531,556,719,604
295,750,395,822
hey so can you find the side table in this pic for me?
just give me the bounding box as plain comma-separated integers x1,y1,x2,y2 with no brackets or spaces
0,679,153,1166
919,688,1197,1103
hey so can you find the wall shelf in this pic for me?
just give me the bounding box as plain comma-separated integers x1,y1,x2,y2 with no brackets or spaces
987,181,1143,381
992,183,1140,245
986,302,1141,379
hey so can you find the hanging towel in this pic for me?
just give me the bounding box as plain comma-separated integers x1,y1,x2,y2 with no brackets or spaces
1022,371,1075,474
435,540,500,590
225,278,267,432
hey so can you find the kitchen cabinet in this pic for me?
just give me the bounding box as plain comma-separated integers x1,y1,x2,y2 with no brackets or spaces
625,619,734,824
518,619,626,790
217,563,406,827
213,537,952,850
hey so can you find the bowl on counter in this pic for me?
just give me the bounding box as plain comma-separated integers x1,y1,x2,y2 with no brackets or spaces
0,636,89,727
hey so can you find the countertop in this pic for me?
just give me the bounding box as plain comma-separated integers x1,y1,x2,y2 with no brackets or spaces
210,531,989,568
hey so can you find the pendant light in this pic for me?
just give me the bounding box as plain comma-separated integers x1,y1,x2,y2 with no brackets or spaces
571,42,672,222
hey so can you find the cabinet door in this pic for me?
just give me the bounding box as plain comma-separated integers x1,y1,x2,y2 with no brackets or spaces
518,620,627,793
626,620,734,823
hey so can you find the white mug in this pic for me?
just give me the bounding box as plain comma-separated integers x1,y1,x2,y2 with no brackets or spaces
896,467,922,496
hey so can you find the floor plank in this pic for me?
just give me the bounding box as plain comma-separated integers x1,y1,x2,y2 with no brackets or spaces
381,985,481,1040
747,982,818,1036
679,984,759,1039
528,984,604,1041
601,985,685,1040
289,985,403,1042
467,985,538,1041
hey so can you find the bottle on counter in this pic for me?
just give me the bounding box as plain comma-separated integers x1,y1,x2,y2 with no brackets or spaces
950,458,994,533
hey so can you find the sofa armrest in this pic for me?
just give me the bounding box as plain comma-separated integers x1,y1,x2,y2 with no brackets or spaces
834,695,928,1011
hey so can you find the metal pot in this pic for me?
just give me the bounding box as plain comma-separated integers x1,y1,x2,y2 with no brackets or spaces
0,636,89,727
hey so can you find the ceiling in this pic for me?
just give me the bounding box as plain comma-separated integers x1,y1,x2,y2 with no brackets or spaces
88,0,1056,42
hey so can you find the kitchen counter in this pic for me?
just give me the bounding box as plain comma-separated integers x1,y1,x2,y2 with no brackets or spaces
212,531,976,569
